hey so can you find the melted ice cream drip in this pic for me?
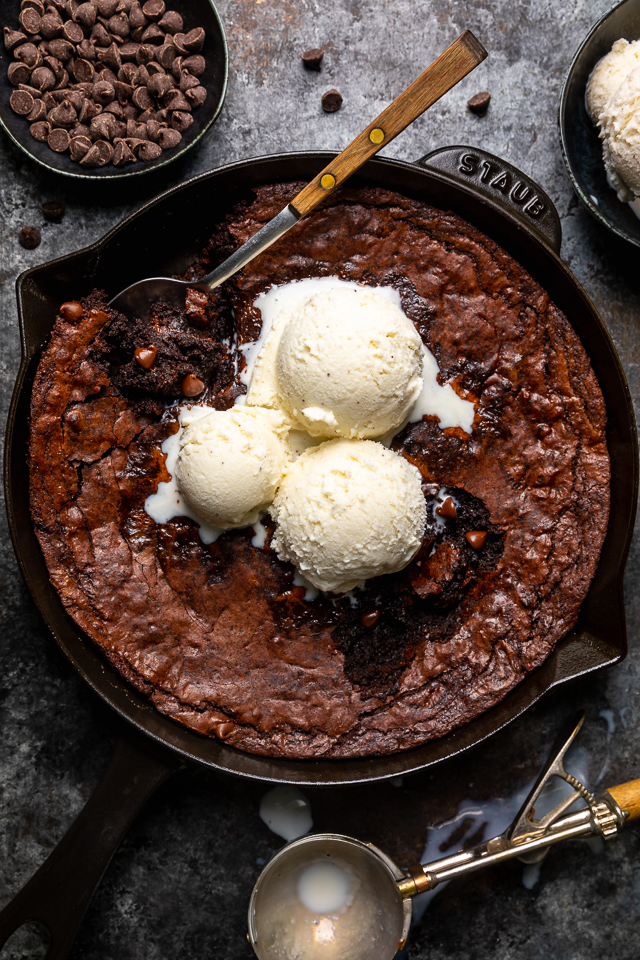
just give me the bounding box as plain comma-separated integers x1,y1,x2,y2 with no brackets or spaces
144,405,224,544
259,785,313,842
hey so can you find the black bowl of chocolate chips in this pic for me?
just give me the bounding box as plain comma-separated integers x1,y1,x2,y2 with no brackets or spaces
0,0,228,178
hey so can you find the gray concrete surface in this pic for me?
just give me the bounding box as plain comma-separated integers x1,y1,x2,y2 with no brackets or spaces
2,1,640,958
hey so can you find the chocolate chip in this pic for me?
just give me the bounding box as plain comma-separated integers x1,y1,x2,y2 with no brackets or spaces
436,496,457,519
69,132,91,158
59,300,83,320
178,69,197,91
301,47,323,70
48,126,69,150
112,137,135,164
145,60,164,75
465,530,487,550
142,0,164,19
467,91,491,116
137,138,160,160
157,125,179,148
15,41,41,67
97,0,119,15
131,83,152,109
537,423,551,438
62,19,83,42
128,2,147,30
91,111,117,139
44,54,64,80
8,61,33,85
182,27,204,53
181,53,204,76
74,2,96,28
39,13,63,38
93,78,115,103
119,40,139,61
27,97,47,120
361,610,380,628
164,87,189,111
147,71,171,97
170,109,191,131
41,199,65,221
49,37,74,59
181,373,204,396
4,27,28,50
19,225,42,248
107,12,130,37
19,8,42,34
158,9,181,33
50,98,77,126
135,41,155,63
98,41,122,71
30,119,50,140
213,720,235,740
185,84,205,107
22,0,46,14
134,344,156,367
10,89,35,114
144,23,167,45
31,64,56,89
155,40,176,67
90,22,110,45
322,88,342,112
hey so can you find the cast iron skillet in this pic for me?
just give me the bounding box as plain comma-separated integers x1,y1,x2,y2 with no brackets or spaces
2,147,637,957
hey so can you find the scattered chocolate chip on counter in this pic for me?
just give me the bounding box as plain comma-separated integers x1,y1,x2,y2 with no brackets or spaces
18,226,42,249
321,88,342,112
301,47,323,70
4,0,210,169
41,200,66,222
468,91,491,116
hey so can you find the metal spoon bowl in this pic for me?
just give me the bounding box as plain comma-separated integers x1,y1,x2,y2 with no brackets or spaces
248,834,410,960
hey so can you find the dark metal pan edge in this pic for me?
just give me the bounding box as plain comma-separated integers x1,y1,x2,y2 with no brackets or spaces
6,150,637,785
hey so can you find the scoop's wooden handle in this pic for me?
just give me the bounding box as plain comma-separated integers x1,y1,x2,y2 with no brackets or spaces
290,30,487,219
607,780,640,820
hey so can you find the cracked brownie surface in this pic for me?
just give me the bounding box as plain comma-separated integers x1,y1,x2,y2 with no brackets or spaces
28,184,610,758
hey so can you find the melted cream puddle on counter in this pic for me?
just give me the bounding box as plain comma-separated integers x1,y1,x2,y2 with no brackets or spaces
145,277,475,543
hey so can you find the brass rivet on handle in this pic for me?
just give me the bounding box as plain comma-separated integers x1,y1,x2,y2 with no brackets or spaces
320,173,336,190
369,127,385,144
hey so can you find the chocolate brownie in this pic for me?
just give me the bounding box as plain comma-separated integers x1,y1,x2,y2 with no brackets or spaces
28,184,610,758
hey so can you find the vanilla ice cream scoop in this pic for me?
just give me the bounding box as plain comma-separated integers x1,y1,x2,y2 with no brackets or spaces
586,38,640,125
600,65,640,200
273,286,424,440
175,407,289,528
269,439,426,593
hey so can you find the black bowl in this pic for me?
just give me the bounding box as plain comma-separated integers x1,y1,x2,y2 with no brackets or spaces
0,0,228,179
559,0,640,248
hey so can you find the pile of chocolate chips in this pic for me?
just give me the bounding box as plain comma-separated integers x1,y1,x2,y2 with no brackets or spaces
5,0,208,168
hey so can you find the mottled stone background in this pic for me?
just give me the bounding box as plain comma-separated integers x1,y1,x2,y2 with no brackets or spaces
2,1,640,958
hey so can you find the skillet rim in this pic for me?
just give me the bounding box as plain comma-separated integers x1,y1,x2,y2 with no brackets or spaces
6,149,638,784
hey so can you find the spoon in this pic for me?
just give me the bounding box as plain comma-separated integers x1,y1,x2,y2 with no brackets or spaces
247,715,640,960
110,30,487,320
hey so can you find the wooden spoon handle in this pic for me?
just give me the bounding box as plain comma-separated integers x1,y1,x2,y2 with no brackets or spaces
607,780,640,820
290,30,487,219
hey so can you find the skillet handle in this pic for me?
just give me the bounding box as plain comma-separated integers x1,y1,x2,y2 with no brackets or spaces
415,146,562,254
0,735,180,960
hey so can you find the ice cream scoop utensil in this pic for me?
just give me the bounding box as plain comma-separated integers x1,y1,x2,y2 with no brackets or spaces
248,714,640,960
110,30,486,319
